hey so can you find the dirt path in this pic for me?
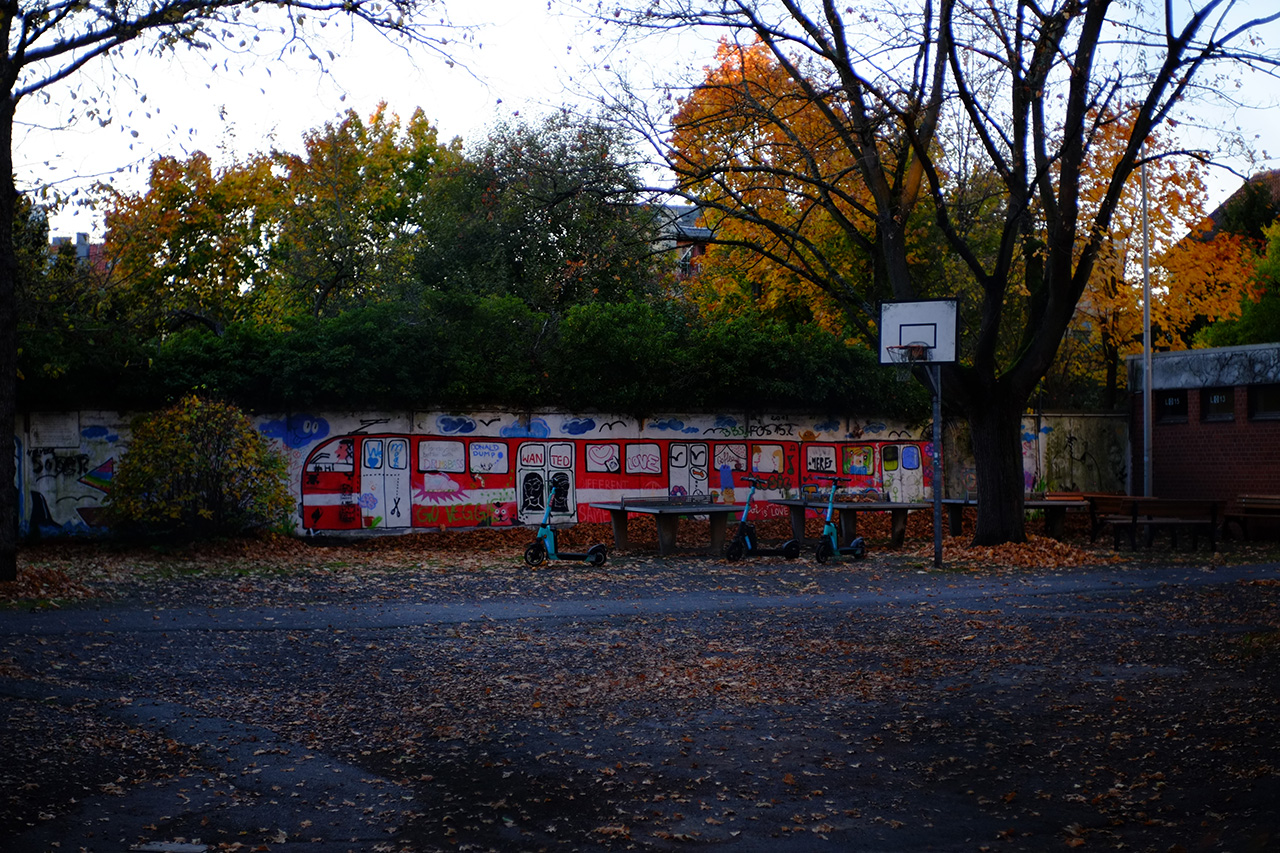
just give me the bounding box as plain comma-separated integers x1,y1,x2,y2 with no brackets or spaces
2,550,1279,852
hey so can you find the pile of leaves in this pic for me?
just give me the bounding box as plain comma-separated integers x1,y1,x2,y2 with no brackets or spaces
0,564,97,606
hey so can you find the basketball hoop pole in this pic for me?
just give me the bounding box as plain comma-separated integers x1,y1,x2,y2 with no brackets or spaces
880,299,957,571
930,363,942,570
888,345,943,568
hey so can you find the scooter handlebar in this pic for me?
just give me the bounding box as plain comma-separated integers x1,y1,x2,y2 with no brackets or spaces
811,473,850,483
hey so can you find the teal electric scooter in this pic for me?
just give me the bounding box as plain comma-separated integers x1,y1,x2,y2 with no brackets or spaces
812,474,867,562
724,475,801,561
524,480,608,568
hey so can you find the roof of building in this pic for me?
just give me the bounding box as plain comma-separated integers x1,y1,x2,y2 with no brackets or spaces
1126,341,1280,390
658,204,712,241
1204,169,1280,237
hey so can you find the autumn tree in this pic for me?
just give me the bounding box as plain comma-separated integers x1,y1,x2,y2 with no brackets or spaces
274,104,462,317
417,111,663,313
102,152,285,336
1197,175,1280,347
1,5,461,580
669,39,878,334
1200,222,1280,348
1043,109,1259,409
601,0,1280,545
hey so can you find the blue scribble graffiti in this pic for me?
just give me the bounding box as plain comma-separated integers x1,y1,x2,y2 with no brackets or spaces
438,416,477,435
500,418,551,439
260,415,330,449
562,418,597,436
80,425,120,442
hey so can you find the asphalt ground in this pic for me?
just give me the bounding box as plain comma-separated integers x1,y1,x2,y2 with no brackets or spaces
2,528,1280,853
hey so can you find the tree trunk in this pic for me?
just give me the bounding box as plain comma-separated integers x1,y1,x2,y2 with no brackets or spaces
0,94,18,582
964,392,1028,545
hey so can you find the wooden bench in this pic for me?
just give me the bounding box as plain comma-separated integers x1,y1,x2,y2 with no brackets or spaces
589,495,747,556
1088,495,1221,551
1222,495,1280,541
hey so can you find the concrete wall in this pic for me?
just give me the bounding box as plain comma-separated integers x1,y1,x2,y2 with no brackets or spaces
944,413,1129,498
1127,341,1280,391
20,411,123,536
16,408,1129,538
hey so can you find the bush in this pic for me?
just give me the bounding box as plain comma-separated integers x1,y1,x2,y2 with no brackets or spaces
107,396,292,538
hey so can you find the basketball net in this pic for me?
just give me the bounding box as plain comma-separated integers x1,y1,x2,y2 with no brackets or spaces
887,343,931,382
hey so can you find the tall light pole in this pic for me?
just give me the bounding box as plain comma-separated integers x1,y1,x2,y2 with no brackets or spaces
1141,152,1153,497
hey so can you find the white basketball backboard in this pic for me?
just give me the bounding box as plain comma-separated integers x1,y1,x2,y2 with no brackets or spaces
878,299,958,364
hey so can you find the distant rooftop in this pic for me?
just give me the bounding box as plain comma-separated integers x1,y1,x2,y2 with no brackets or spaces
1205,169,1280,237
658,204,712,241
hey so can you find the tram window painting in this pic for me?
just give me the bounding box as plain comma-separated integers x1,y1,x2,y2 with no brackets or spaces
298,432,933,533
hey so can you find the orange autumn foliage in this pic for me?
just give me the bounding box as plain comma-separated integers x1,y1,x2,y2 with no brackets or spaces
1059,108,1258,402
669,39,879,334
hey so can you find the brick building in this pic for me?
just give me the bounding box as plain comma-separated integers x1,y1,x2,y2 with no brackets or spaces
1127,342,1280,501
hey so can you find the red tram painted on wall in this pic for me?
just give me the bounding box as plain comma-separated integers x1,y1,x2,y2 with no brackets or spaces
299,432,933,533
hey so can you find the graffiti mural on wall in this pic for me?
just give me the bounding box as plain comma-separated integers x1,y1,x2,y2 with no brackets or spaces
1021,415,1128,494
288,412,935,534
20,413,121,536
16,407,1128,538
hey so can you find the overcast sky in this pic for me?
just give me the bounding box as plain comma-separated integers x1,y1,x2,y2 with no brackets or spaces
25,1,629,238
22,2,1278,240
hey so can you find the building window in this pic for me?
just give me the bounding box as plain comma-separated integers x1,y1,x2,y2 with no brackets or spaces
1156,390,1188,423
1201,387,1234,422
677,246,695,279
1249,384,1280,420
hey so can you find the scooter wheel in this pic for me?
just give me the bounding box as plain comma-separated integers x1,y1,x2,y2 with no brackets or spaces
782,539,801,560
849,537,867,559
524,542,547,567
587,544,608,567
815,540,834,564
725,539,745,562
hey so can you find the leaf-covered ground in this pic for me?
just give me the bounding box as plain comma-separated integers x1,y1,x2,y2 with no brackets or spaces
2,515,1279,852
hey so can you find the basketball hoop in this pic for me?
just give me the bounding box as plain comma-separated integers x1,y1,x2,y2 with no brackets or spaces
886,342,931,381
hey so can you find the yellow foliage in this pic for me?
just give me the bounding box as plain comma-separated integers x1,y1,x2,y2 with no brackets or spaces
103,151,286,330
107,396,292,537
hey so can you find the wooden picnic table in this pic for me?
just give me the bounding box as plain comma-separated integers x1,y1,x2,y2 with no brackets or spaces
1086,495,1222,551
589,496,747,556
941,496,1090,540
769,497,932,548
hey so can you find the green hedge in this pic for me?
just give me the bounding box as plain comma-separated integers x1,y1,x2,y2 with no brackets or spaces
19,297,928,419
